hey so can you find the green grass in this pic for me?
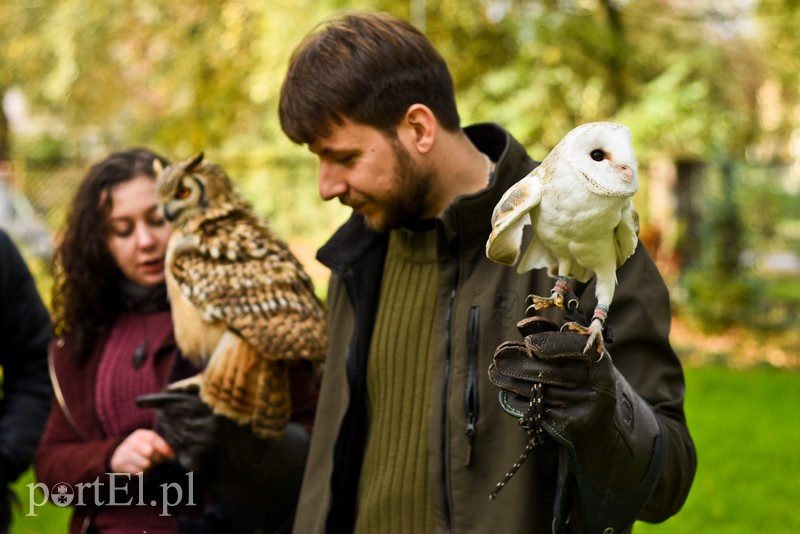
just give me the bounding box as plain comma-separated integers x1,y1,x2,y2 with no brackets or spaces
7,366,800,532
9,470,70,533
636,365,800,532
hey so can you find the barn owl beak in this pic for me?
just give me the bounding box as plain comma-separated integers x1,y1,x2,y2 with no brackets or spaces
612,163,634,183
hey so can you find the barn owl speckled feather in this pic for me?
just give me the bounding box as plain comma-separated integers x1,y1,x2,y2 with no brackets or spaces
486,122,639,355
155,152,327,439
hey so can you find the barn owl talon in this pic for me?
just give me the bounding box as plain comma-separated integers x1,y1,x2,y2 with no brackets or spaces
525,276,571,313
562,319,606,360
525,293,563,313
584,319,605,360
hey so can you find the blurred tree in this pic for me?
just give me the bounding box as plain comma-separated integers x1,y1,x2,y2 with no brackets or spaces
0,0,330,153
0,88,8,161
1,1,774,165
683,155,760,332
753,0,800,162
0,0,796,261
0,0,344,239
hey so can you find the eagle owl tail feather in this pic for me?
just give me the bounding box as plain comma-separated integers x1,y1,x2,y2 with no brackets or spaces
201,332,290,439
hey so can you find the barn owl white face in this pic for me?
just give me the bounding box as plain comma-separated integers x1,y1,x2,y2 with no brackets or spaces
564,122,638,197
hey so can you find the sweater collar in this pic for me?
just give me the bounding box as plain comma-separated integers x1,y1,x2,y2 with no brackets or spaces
119,280,170,314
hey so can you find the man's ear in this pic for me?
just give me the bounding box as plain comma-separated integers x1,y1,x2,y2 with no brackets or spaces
402,104,436,154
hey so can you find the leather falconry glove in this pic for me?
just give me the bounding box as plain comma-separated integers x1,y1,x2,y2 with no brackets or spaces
137,389,309,533
487,316,664,533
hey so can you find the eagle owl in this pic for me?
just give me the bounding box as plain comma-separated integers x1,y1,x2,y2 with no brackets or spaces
154,152,327,439
486,122,639,354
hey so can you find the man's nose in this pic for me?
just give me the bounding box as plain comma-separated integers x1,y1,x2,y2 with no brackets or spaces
318,161,348,201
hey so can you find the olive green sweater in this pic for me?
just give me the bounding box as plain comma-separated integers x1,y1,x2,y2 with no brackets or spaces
355,228,437,533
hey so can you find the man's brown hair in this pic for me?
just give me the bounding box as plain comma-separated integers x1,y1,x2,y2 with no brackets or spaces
279,11,460,145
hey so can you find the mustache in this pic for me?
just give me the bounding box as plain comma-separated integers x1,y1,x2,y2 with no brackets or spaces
340,192,369,208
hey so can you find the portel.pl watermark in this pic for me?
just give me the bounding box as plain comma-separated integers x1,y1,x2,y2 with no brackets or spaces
26,472,196,517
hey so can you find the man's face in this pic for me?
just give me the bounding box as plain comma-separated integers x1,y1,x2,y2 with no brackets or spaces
309,119,434,232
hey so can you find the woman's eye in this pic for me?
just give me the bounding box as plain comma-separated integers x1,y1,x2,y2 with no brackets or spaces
110,223,133,237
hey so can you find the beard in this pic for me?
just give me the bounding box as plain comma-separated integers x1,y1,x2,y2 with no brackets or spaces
363,139,435,233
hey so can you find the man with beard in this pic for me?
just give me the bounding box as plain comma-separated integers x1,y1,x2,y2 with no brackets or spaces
278,11,696,534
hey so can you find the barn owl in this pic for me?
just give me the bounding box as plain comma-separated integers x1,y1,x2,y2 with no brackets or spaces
154,152,327,439
486,122,639,355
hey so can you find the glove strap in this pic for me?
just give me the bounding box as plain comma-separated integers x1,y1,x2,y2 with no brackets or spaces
489,383,545,500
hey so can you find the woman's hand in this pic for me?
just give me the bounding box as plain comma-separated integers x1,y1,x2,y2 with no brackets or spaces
110,428,175,474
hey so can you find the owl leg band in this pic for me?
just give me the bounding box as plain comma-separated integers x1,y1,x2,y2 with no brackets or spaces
592,304,609,324
553,276,571,297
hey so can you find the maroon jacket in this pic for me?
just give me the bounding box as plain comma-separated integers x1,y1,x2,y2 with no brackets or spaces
35,315,319,533
34,314,178,533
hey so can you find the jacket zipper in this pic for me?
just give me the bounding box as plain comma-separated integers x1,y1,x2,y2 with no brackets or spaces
464,306,480,466
440,246,459,534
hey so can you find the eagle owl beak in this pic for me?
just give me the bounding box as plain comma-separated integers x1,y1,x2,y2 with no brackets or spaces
163,202,181,223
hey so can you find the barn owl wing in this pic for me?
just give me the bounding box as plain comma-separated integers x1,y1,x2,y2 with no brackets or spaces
486,168,543,266
170,214,326,362
614,199,640,266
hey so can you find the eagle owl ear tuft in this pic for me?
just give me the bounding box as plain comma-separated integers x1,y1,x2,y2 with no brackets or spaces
187,151,205,171
153,159,164,176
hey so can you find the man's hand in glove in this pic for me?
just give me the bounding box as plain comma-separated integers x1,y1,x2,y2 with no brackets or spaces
137,388,310,533
487,316,664,533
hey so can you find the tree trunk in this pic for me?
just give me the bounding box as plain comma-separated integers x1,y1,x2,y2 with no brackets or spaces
674,159,705,270
598,0,627,108
0,87,9,161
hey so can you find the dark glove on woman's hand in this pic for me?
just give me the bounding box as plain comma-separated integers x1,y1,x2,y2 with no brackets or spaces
487,316,664,533
137,389,310,533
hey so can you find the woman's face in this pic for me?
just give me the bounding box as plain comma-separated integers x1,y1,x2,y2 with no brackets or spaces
105,175,172,287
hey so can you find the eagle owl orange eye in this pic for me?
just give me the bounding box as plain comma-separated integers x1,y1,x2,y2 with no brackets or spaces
176,185,191,199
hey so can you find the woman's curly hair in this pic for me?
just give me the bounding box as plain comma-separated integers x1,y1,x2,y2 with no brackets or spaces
51,148,169,362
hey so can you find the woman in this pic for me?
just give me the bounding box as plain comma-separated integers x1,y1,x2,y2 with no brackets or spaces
35,149,316,533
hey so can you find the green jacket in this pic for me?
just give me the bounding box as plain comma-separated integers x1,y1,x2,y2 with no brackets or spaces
295,123,696,533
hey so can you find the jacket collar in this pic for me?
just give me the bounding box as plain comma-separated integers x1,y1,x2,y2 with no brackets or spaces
316,211,387,275
437,123,533,249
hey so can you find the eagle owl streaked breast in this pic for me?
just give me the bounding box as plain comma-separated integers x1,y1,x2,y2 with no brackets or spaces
486,122,640,354
155,152,327,438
